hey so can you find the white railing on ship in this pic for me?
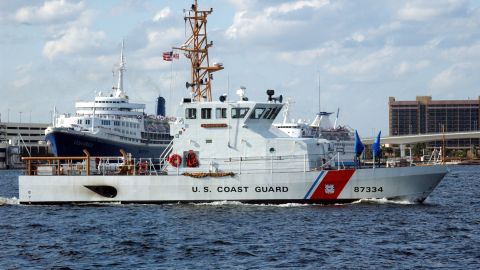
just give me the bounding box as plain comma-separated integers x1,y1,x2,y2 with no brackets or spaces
159,140,174,172
23,152,352,176
92,152,349,176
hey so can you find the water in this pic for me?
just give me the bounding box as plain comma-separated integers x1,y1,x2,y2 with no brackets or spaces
1,167,479,269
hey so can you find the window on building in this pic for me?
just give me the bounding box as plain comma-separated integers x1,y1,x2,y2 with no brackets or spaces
263,108,272,119
231,108,250,119
186,108,197,119
216,108,227,119
201,108,212,119
250,108,266,119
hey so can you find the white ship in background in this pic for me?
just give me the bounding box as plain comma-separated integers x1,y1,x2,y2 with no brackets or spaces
274,100,355,166
45,42,173,158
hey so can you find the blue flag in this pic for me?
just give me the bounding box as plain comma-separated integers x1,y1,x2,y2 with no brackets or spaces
371,131,382,158
354,130,364,157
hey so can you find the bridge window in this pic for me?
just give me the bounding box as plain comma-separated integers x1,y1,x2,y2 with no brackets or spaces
216,108,227,119
250,108,266,119
201,108,212,119
263,108,272,119
186,108,197,119
270,107,281,119
231,108,250,119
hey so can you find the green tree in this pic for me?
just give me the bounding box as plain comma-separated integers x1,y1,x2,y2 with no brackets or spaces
412,143,426,157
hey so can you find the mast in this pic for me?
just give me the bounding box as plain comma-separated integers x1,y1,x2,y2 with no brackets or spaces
115,40,126,97
282,98,294,124
174,0,223,102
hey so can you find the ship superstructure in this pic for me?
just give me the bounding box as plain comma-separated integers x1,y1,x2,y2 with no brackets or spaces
45,42,172,158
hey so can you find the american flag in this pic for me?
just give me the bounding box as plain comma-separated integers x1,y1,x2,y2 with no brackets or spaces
163,51,179,61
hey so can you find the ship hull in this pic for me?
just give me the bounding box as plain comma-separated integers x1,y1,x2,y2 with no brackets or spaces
19,165,447,204
46,130,167,158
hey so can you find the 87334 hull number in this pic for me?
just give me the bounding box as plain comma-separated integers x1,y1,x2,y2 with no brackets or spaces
354,186,383,192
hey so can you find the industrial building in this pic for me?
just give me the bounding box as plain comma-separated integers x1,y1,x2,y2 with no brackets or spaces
389,96,479,153
0,122,50,169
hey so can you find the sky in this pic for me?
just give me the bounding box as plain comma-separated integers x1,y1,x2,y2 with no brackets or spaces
1,0,480,136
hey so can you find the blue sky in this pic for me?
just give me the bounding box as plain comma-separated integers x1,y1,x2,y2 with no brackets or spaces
1,0,480,136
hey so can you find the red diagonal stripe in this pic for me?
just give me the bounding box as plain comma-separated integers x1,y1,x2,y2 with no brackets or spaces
310,170,355,200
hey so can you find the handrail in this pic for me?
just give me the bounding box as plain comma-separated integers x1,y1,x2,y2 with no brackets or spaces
21,150,368,177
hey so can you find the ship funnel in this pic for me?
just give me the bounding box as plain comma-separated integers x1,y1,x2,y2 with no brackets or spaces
156,96,166,116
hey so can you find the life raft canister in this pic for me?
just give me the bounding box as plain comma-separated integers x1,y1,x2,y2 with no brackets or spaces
168,153,182,167
186,150,199,168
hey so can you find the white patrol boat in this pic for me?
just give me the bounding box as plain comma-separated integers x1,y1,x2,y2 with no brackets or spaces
18,0,447,205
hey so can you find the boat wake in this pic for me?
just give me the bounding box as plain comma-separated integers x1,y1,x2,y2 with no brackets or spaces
0,197,20,206
351,198,416,205
192,201,311,207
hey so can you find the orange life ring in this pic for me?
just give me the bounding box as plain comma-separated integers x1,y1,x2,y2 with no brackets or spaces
168,154,182,167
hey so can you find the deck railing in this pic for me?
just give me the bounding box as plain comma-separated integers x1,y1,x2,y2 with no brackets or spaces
22,150,357,176
23,149,440,177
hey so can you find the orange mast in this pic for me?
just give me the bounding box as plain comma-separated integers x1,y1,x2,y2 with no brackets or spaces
174,0,223,102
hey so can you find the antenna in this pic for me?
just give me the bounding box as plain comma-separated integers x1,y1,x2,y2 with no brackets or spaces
317,73,321,113
173,0,223,102
334,107,340,129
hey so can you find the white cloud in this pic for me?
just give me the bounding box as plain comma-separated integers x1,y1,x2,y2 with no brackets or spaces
430,63,472,90
15,0,85,24
393,60,430,76
43,27,106,59
351,33,366,43
325,47,395,78
153,7,171,22
13,76,32,88
135,56,171,70
398,0,467,21
277,44,340,65
440,42,480,61
265,0,329,15
225,0,328,40
15,63,33,74
11,63,33,88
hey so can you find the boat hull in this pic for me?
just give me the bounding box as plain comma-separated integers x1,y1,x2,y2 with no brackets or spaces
46,130,167,158
19,165,448,204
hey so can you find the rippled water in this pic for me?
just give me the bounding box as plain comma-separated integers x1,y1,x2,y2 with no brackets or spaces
1,167,479,269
